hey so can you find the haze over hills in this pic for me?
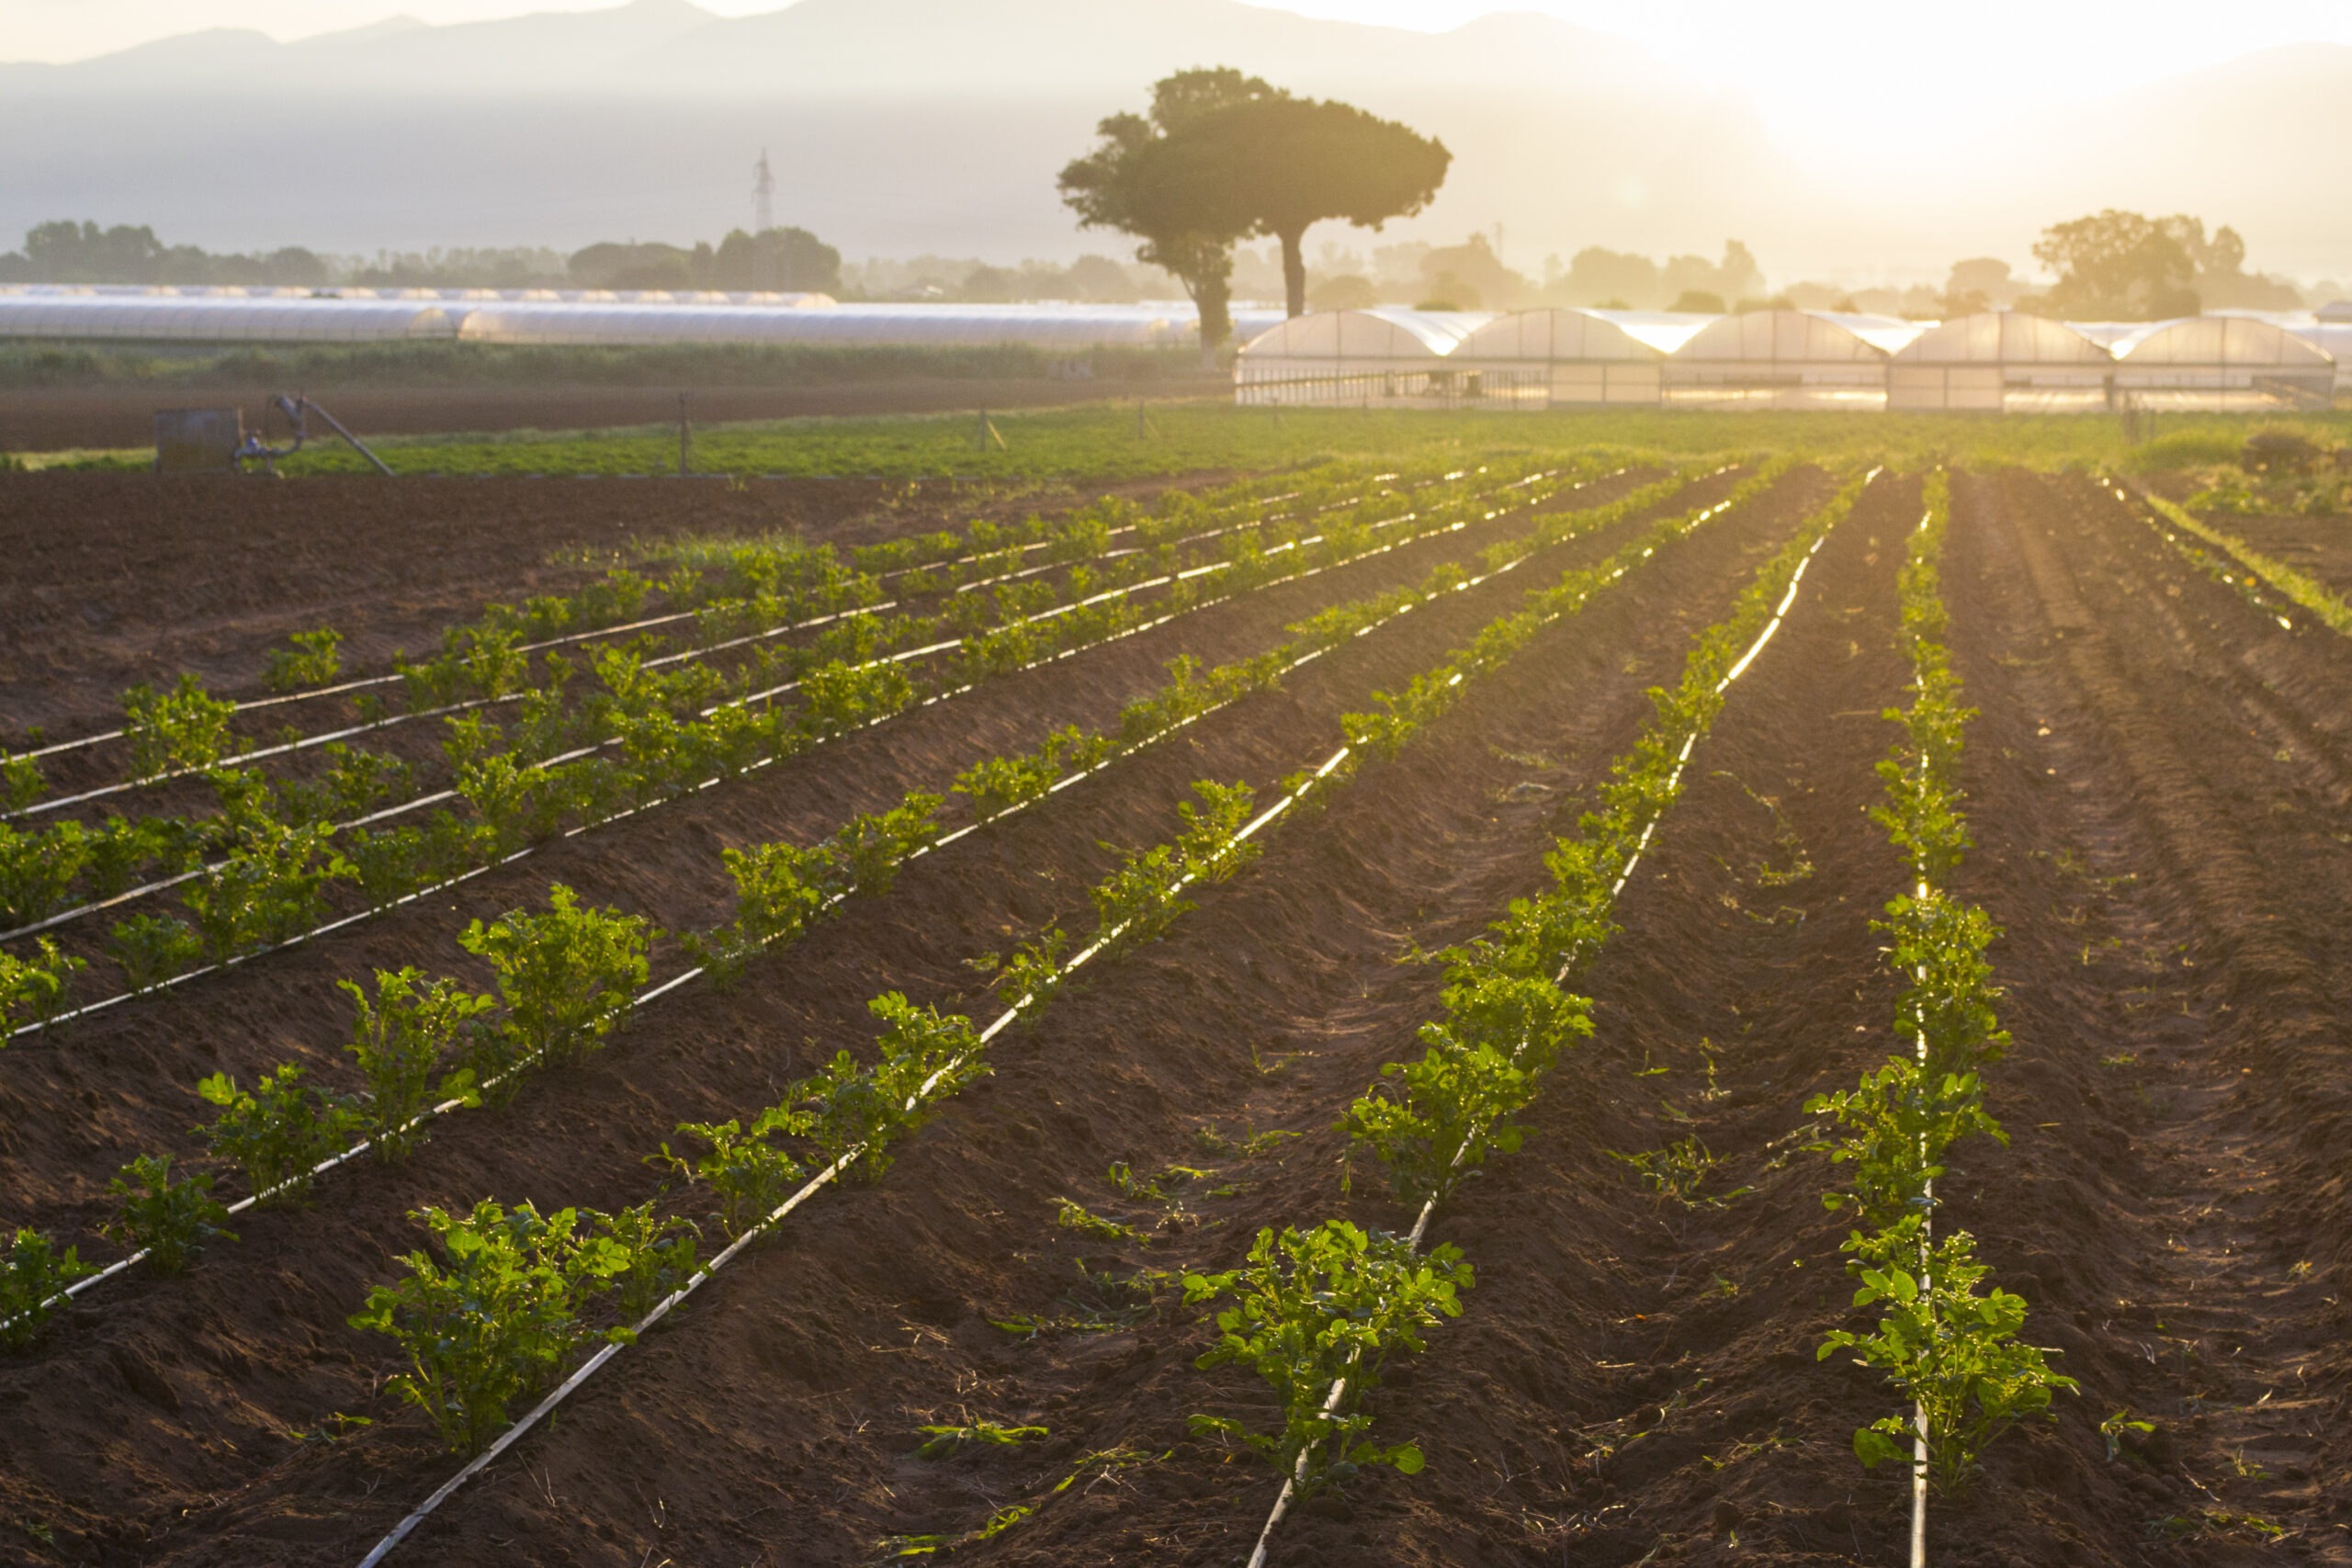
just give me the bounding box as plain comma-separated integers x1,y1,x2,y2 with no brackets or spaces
0,0,2345,286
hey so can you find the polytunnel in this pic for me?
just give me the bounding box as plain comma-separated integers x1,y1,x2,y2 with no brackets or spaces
2108,316,2336,410
1888,312,2116,412
1662,310,1924,410
457,300,1234,349
0,288,459,343
1446,310,1713,408
1231,309,1493,407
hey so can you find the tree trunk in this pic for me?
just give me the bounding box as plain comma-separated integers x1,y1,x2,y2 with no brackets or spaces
1279,227,1307,318
1187,267,1233,371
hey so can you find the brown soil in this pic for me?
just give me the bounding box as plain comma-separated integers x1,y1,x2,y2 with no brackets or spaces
11,455,2350,1568
0,379,1196,456
2197,510,2352,600
0,462,1747,1562
0,469,1217,742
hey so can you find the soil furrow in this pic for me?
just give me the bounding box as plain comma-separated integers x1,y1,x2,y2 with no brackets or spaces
1206,470,1920,1567
130,474,1830,1567
0,466,1772,1562
1938,469,2352,1562
0,464,1679,1215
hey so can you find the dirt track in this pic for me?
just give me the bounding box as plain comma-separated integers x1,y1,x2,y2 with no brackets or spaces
8,459,2352,1567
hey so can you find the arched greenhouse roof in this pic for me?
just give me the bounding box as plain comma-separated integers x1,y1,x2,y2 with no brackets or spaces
1236,309,1494,362
1453,309,1685,362
1671,310,1923,363
1894,312,2111,365
2109,315,2335,368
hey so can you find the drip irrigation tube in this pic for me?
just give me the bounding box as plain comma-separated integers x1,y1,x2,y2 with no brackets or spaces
6,460,1718,1340
1237,468,1872,1568
5,464,1600,1034
2,469,1419,775
2,466,1545,931
341,465,1758,1566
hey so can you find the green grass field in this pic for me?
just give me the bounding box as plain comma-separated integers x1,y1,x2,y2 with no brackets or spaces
20,395,2349,480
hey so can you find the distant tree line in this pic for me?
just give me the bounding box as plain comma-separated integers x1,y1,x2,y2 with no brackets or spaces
0,220,334,288
0,220,842,294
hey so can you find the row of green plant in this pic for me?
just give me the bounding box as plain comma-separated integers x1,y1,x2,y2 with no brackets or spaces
314,452,1744,1491
1,453,1425,808
1178,470,1867,1509
352,771,1273,1455
5,464,1711,1340
2118,479,2352,639
0,454,1524,902
1807,470,2076,1504
3,454,1599,1034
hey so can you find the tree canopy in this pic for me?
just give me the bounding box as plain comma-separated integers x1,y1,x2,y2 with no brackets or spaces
1185,93,1450,318
1059,68,1276,361
2030,209,2299,319
1060,66,1451,346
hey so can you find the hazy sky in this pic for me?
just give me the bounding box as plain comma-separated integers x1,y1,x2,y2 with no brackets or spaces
8,0,2350,167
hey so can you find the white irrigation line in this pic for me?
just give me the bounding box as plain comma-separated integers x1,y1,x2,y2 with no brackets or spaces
352,740,1359,1568
1237,468,1870,1568
2100,477,2300,635
2,467,1578,998
7,460,1691,1340
4,469,1407,776
345,462,1745,1567
1901,498,1936,1568
3,468,1521,913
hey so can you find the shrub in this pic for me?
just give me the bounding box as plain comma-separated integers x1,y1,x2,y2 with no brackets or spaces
265,627,345,694
0,818,90,928
104,1153,235,1277
592,1202,699,1322
656,1109,811,1235
0,753,42,813
0,937,85,1032
348,1199,631,1454
180,819,350,960
1,1227,99,1351
342,968,493,1157
1184,1222,1468,1495
458,885,651,1077
195,1065,365,1203
107,912,202,994
123,674,239,778
800,994,985,1181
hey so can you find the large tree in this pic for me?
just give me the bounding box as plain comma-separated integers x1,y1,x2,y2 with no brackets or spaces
2031,209,2199,319
1059,69,1275,364
1189,94,1451,318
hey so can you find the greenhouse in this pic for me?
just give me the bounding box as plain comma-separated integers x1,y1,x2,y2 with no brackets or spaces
1887,312,2116,412
0,288,459,342
1446,310,1709,408
1232,309,1493,406
1661,310,1925,410
2107,316,2336,411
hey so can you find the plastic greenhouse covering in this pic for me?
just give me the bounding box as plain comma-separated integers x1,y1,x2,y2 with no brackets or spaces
0,291,458,342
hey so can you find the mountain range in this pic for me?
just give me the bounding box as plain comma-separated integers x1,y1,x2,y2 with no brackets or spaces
1,0,2346,286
